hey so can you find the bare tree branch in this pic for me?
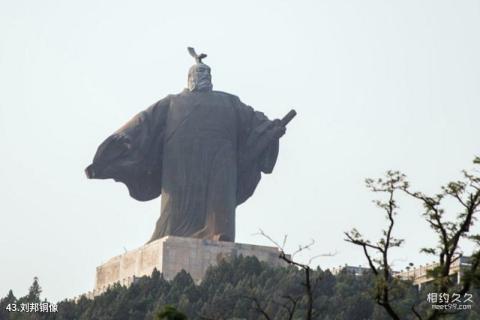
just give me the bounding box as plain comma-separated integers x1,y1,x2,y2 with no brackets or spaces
345,172,406,320
241,296,272,320
255,230,335,320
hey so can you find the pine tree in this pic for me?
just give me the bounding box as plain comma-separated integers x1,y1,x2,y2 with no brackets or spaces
27,277,42,302
156,305,187,320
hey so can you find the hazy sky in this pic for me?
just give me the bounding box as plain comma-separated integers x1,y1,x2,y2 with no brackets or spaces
1,0,479,302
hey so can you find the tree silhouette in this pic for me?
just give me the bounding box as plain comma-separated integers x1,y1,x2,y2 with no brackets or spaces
156,305,188,320
346,157,480,320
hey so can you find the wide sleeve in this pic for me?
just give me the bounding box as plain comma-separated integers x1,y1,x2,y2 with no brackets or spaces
234,96,280,205
85,96,170,201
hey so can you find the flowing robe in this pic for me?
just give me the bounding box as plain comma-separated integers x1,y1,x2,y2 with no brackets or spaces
86,89,280,242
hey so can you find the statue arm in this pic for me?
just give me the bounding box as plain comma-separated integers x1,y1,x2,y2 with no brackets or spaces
85,95,171,201
234,97,282,204
259,139,279,174
234,97,284,172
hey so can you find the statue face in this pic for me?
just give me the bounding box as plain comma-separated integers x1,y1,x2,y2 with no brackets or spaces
188,64,212,92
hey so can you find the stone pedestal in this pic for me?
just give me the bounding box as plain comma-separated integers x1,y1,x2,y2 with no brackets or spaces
92,236,286,296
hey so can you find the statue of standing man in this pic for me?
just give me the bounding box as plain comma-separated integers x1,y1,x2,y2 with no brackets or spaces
85,48,295,243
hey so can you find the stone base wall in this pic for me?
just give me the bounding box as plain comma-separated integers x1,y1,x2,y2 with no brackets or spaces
90,236,286,297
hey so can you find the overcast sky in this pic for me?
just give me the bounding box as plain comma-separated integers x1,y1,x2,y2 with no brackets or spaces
1,0,479,302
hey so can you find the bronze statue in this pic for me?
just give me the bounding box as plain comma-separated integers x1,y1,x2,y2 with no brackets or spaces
85,48,295,243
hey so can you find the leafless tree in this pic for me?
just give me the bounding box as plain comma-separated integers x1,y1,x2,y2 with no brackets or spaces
255,229,336,320
240,295,273,320
346,157,480,320
400,157,480,320
345,170,406,320
275,295,300,320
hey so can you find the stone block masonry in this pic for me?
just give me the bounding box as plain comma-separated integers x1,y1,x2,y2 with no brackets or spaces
90,236,288,297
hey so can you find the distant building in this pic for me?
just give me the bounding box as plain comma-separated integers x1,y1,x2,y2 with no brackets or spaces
395,255,471,289
329,256,472,290
330,265,370,276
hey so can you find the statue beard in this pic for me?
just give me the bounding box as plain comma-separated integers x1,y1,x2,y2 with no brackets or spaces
188,69,213,92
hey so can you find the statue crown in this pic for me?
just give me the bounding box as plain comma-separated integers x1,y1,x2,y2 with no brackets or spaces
187,47,207,64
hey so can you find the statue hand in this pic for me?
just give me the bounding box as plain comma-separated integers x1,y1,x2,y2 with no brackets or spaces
272,119,282,127
272,119,286,138
275,126,286,138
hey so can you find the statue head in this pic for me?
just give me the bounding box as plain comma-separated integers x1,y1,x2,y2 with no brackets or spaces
187,47,213,92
